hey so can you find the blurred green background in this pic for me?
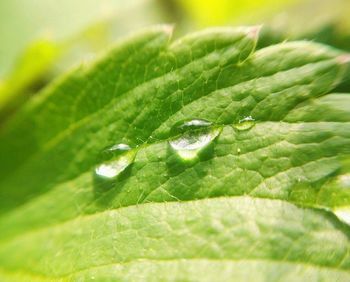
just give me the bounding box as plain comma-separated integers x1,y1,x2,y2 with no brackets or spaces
0,0,349,120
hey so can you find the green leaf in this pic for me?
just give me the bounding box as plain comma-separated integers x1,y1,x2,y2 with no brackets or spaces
0,40,61,120
0,26,350,281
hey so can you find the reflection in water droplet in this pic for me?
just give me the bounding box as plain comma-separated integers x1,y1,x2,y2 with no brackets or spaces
108,143,131,152
334,208,350,226
233,116,255,131
169,119,220,160
100,143,131,161
172,119,212,135
95,144,135,180
95,155,133,179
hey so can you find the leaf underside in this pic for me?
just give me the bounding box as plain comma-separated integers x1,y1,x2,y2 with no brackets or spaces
0,25,350,281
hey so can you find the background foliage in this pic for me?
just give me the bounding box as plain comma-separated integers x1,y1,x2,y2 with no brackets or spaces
0,1,350,281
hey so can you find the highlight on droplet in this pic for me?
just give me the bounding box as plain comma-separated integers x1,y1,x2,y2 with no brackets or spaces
95,143,135,180
169,119,220,160
232,116,255,131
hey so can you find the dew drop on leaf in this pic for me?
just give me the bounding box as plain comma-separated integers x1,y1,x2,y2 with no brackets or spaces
233,116,255,131
95,143,135,179
95,154,134,179
171,118,213,135
100,143,131,161
169,119,220,160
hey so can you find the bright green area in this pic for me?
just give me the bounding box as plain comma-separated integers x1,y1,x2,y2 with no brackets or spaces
0,40,60,114
0,0,148,77
0,0,165,117
176,0,300,26
0,26,350,281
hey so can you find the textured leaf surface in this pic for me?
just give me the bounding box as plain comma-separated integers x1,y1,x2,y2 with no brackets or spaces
0,26,350,281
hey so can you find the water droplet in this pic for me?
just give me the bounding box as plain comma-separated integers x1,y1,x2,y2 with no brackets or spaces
169,119,220,160
108,143,130,151
171,118,212,135
100,143,131,161
95,144,135,179
233,116,255,131
334,208,350,226
237,148,241,154
95,152,135,179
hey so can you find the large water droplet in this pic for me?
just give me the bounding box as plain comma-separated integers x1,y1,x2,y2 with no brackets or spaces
169,119,220,160
95,143,135,179
233,116,255,131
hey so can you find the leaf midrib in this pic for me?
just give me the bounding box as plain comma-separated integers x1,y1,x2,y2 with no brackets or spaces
0,120,348,243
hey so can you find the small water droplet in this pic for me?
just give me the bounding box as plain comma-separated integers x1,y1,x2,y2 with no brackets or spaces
171,118,212,135
334,208,350,226
169,119,220,160
95,144,135,180
108,143,130,151
237,148,241,154
100,143,131,161
95,152,135,179
233,116,255,131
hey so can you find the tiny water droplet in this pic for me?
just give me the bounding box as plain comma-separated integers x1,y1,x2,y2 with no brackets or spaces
233,116,255,131
169,119,220,160
237,148,241,154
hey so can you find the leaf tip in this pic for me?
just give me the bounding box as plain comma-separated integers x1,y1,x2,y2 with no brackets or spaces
336,54,350,65
246,25,262,40
162,24,175,37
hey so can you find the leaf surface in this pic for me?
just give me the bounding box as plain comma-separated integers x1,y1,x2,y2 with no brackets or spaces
0,26,350,281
